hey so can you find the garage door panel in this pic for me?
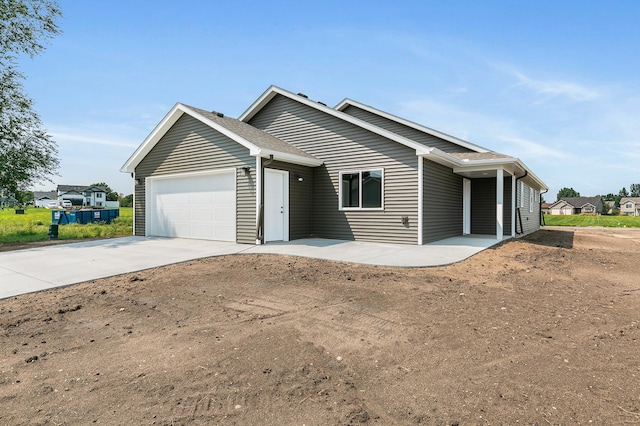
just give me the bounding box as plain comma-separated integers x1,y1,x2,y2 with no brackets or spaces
148,171,236,242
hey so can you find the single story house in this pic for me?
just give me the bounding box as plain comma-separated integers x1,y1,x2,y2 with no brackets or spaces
620,197,640,216
121,86,547,245
57,185,107,207
548,197,602,215
33,191,58,208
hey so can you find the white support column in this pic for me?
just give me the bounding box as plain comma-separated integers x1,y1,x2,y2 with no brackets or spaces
255,156,262,245
417,156,423,245
496,168,504,241
463,178,471,235
511,174,516,237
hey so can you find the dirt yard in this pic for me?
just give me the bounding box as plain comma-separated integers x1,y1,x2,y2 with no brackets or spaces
1,228,640,425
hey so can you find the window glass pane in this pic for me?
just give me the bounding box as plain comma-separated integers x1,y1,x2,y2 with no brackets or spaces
341,173,359,207
362,170,382,208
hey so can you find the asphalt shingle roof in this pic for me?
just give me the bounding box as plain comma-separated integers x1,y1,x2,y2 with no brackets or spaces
186,105,320,162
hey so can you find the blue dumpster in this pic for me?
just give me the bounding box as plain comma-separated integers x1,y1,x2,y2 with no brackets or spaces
52,209,119,224
75,210,92,224
51,210,77,224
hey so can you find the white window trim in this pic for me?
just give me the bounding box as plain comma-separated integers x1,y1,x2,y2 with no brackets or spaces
519,181,524,208
529,187,534,213
338,168,384,211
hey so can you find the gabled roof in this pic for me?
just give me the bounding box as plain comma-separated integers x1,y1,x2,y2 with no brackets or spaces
34,191,57,200
238,86,547,190
548,199,572,209
559,197,602,208
620,197,640,205
121,103,322,173
335,98,490,153
58,185,107,193
239,85,431,155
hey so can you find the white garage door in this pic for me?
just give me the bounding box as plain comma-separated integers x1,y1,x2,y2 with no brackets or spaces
147,171,236,241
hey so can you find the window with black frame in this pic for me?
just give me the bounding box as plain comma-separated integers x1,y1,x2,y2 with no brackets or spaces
340,170,383,209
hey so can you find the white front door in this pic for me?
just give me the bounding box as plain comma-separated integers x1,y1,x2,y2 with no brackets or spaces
264,168,289,242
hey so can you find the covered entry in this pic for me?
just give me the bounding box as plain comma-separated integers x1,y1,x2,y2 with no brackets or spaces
146,170,236,241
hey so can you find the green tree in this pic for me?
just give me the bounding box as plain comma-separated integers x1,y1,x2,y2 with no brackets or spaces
120,194,133,207
0,0,62,197
556,187,580,201
90,182,119,201
630,183,640,197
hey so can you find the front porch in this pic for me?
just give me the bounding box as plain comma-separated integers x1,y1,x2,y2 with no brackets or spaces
251,234,511,267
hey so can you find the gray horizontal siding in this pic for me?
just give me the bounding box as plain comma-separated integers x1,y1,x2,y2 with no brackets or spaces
471,177,513,236
423,159,463,243
516,181,540,236
471,178,496,235
134,114,256,243
341,105,475,154
249,94,419,244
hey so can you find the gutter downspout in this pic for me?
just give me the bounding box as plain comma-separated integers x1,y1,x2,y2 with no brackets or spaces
514,171,528,235
540,189,548,226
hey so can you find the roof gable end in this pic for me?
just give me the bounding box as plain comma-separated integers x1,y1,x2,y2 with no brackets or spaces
335,98,489,153
238,85,430,155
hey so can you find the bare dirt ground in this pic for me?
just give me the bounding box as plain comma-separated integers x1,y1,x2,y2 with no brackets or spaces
1,227,640,425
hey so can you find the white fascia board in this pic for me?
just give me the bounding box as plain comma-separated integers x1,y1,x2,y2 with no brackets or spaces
239,86,428,154
336,98,490,153
238,85,279,122
120,103,260,174
254,149,323,167
421,147,548,190
185,106,258,152
120,102,184,173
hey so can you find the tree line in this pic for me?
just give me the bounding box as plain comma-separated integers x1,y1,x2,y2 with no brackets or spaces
556,183,640,210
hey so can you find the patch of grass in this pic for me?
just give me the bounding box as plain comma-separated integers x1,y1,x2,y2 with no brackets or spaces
0,207,133,243
543,214,640,228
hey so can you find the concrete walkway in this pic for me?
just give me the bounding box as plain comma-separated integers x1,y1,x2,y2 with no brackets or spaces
0,235,506,299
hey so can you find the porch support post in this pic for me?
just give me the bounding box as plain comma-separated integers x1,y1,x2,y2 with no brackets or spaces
496,168,504,240
511,174,516,237
417,156,423,245
255,156,262,245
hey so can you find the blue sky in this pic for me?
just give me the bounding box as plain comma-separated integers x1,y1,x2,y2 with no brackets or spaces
21,0,640,200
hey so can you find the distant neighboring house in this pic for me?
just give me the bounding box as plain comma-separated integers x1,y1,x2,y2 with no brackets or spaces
0,188,17,208
541,203,552,215
548,197,602,215
33,191,58,208
620,197,640,216
57,185,107,207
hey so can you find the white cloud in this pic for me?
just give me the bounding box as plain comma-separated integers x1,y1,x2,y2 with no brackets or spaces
50,129,139,149
509,70,600,102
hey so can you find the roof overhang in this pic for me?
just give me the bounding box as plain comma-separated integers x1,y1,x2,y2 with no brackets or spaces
419,147,548,190
239,85,431,155
335,98,489,153
121,102,322,173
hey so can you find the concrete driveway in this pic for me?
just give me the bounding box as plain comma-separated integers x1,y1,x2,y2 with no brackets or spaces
0,235,505,299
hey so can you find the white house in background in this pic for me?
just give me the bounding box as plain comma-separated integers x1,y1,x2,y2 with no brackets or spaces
33,191,58,207
548,197,602,215
548,199,574,215
57,185,107,207
620,197,640,216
